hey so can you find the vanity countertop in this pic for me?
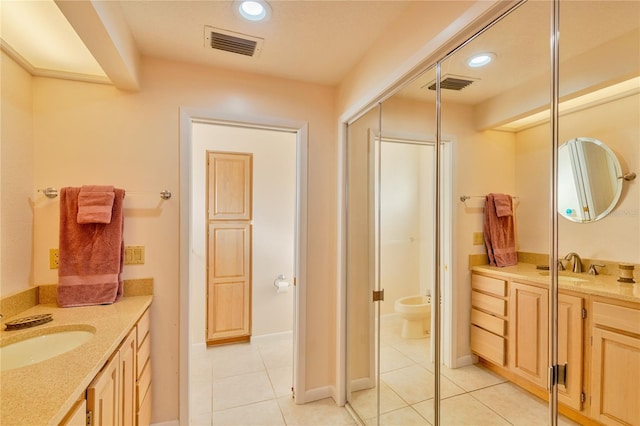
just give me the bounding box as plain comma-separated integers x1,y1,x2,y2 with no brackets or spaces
471,263,640,304
0,295,152,426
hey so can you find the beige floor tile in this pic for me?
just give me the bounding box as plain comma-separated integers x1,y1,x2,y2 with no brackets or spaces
413,393,511,425
213,371,276,411
381,364,465,405
278,396,356,425
190,381,213,424
350,381,407,420
211,342,265,379
470,382,578,426
380,344,417,373
267,365,293,397
440,363,507,392
391,337,432,365
213,399,286,426
258,339,294,370
365,406,430,426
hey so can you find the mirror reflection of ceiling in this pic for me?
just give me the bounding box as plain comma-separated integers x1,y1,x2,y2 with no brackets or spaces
395,1,640,131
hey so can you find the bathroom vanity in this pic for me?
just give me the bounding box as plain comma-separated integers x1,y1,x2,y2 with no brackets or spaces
470,264,640,426
0,282,152,426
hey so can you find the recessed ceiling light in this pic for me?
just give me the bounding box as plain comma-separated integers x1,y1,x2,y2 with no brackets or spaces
237,0,271,22
467,53,496,68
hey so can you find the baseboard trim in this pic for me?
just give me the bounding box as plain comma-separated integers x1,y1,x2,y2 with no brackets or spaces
151,421,179,426
299,385,334,405
456,354,477,368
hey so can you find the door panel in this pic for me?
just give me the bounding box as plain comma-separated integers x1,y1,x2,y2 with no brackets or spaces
208,152,252,221
207,222,251,342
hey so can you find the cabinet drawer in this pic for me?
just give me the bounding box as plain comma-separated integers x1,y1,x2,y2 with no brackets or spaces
472,274,507,297
471,325,506,366
471,308,506,336
137,360,152,409
137,386,152,426
137,334,151,378
593,302,640,335
472,291,506,316
137,308,151,348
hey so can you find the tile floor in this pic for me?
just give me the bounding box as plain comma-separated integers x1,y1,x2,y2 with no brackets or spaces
190,333,355,426
189,315,578,425
349,315,579,425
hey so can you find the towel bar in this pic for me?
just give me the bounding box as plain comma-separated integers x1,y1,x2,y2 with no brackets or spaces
38,187,172,200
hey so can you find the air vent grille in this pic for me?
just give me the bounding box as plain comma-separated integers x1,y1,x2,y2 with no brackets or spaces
204,26,264,57
425,75,477,91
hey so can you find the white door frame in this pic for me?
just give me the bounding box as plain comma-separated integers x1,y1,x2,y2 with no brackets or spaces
179,108,308,423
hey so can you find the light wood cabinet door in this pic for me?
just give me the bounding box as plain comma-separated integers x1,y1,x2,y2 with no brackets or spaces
208,152,252,221
119,329,137,426
590,327,640,425
88,352,120,426
509,282,548,388
207,222,252,343
558,293,583,411
59,399,87,426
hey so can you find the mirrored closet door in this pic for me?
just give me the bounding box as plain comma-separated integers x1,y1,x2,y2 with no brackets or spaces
345,1,639,425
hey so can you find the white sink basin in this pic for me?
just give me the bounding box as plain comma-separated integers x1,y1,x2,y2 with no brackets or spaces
538,271,588,283
1,326,95,371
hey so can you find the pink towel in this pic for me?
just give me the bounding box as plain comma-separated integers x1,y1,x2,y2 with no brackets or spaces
492,193,513,217
77,185,115,224
58,187,125,307
484,193,517,267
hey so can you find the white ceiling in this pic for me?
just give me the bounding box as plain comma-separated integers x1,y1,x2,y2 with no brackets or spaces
0,0,414,87
1,0,638,111
118,0,413,86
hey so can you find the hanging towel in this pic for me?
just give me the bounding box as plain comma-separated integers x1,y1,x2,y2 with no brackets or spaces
483,193,517,267
57,186,125,307
492,193,513,217
77,185,115,224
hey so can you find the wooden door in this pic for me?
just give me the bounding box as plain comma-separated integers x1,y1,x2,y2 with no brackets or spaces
207,152,253,345
88,352,120,426
509,282,548,388
590,328,640,425
558,293,584,411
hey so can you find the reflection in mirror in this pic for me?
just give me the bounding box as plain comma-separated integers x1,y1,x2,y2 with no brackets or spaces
558,137,622,223
346,104,379,423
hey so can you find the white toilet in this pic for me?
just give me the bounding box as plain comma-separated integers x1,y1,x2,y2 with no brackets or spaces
394,295,431,338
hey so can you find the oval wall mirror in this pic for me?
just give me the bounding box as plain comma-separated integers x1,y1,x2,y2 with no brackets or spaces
558,137,622,223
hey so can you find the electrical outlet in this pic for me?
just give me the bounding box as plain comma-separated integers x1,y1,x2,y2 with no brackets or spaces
49,249,59,269
473,232,484,245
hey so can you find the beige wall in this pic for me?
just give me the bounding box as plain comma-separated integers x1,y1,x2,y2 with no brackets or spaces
1,51,34,297
515,94,640,263
3,54,337,423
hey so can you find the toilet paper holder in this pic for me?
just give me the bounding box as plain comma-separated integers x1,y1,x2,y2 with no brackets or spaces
274,274,291,292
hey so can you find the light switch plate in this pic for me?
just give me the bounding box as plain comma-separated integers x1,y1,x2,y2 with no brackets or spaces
125,246,145,265
473,232,484,245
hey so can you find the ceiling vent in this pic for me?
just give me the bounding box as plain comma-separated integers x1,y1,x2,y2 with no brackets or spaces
204,26,264,57
424,75,478,91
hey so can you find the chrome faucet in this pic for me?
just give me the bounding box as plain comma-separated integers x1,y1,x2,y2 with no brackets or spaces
564,252,583,273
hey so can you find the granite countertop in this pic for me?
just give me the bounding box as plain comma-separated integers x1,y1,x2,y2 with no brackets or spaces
0,295,152,426
471,263,640,304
